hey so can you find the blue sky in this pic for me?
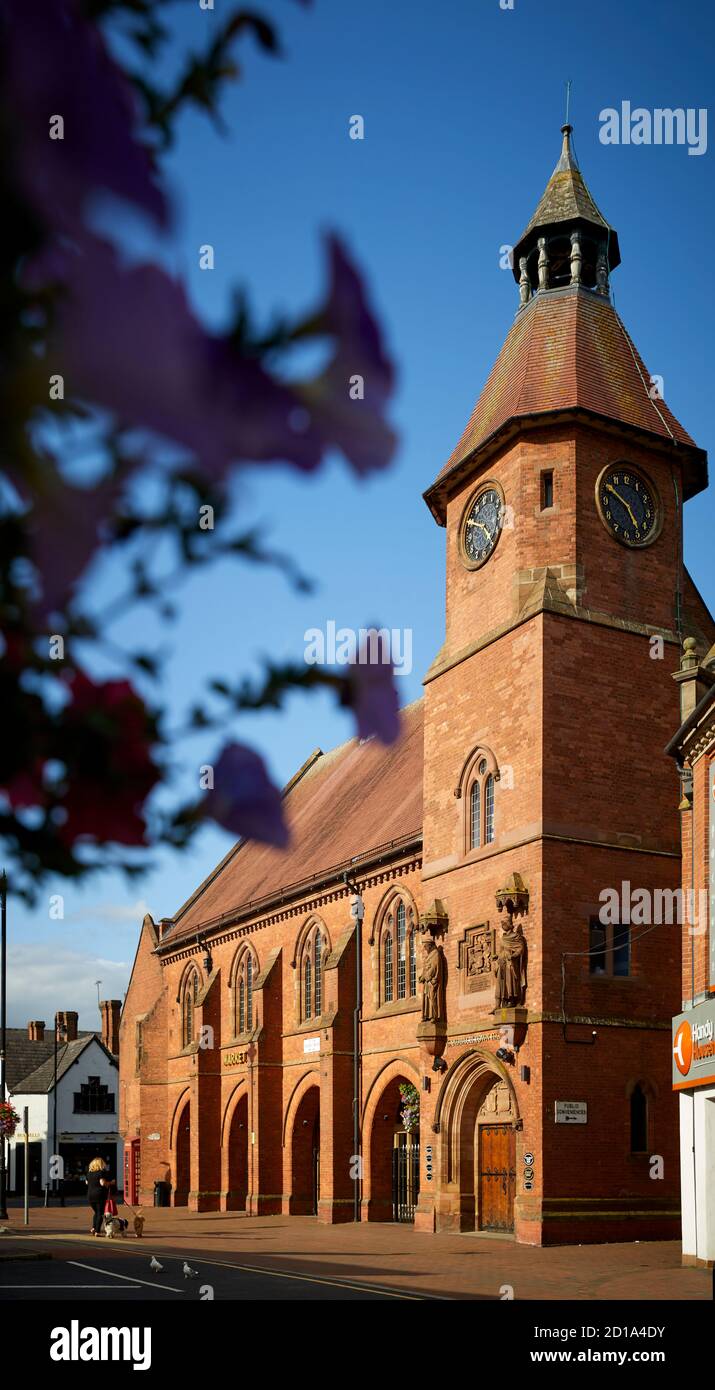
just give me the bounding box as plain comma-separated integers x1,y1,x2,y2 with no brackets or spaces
7,0,714,1025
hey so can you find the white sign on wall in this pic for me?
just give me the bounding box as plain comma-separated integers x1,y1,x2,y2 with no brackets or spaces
554,1101,587,1124
303,1037,320,1054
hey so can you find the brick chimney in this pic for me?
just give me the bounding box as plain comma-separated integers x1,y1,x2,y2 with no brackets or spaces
27,1020,46,1041
100,999,121,1055
55,1010,79,1043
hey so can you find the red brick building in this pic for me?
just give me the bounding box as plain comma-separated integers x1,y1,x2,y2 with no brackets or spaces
120,125,713,1244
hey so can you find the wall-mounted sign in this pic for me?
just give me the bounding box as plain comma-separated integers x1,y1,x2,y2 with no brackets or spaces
425,1144,433,1182
554,1101,587,1124
147,1132,160,1141
523,1151,534,1165
523,1166,535,1181
223,1049,248,1067
672,999,715,1090
303,1037,320,1054
524,1179,534,1191
446,1030,500,1047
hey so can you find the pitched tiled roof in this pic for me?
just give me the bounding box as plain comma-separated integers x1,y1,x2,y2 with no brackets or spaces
5,1029,56,1090
424,288,706,522
163,700,424,945
6,1027,94,1091
9,1033,114,1095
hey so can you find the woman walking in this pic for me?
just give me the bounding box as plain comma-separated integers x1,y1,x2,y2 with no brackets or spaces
87,1157,111,1236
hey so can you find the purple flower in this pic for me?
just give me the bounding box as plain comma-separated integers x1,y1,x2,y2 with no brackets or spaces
347,651,400,745
29,232,397,485
2,0,167,234
9,458,122,619
298,235,397,476
204,742,289,848
29,235,326,478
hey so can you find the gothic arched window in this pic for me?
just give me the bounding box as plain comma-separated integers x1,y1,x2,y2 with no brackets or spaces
314,931,323,1016
485,774,495,844
299,922,326,1022
379,896,418,1005
233,948,257,1037
460,748,499,854
384,932,393,1002
470,781,481,850
182,969,199,1048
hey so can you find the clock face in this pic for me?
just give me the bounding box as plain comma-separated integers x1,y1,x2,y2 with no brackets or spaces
596,465,661,548
461,485,503,568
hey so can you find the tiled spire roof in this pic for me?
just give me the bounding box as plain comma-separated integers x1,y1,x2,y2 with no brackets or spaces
423,126,707,524
513,125,620,273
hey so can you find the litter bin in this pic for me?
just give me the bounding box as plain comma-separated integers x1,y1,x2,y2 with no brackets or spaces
153,1180,171,1207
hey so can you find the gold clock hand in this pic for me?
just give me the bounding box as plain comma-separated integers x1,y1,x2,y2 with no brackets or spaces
467,519,490,539
606,483,638,530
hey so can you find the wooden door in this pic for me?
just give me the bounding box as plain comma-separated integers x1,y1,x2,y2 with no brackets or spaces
478,1123,516,1231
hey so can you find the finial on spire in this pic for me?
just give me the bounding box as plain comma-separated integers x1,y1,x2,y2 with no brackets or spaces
564,78,572,126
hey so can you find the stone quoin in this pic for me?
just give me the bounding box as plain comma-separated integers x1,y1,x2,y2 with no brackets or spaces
119,124,714,1245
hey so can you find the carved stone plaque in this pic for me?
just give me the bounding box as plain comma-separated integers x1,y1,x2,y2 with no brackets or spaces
458,924,495,994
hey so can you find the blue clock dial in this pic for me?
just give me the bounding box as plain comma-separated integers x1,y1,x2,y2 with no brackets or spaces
598,467,659,547
462,487,503,567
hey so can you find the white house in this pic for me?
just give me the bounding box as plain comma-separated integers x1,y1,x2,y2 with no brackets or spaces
6,1005,123,1197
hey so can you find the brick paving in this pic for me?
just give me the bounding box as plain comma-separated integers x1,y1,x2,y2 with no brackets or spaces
0,1204,710,1301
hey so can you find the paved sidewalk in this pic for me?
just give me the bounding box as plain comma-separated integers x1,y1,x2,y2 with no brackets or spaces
0,1204,709,1301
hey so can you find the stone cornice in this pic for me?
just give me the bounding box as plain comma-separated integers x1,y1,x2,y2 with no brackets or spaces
424,595,679,686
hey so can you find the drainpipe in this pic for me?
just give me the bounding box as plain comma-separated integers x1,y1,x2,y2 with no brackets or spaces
690,771,698,1262
346,878,365,1223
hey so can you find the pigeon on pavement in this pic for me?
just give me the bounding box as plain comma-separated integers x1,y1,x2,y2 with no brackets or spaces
183,1261,199,1278
150,1256,163,1273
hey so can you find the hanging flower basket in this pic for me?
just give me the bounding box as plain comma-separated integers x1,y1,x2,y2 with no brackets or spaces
399,1082,420,1134
0,1101,20,1138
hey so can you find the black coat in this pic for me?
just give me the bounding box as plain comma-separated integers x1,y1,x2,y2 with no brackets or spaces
87,1172,109,1204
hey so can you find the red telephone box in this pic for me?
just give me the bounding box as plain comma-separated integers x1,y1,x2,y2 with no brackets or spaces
124,1139,141,1206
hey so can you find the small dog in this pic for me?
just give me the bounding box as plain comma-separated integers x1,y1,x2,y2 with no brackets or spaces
133,1212,146,1239
103,1215,129,1239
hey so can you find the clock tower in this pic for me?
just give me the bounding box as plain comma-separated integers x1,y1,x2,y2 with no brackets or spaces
417,125,713,1243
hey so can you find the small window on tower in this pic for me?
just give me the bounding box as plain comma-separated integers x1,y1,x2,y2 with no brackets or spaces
540,470,554,510
588,918,631,978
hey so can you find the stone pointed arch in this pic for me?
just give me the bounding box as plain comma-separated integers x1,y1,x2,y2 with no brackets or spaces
282,1069,321,1147
169,1086,192,1149
362,1057,421,1129
221,1079,248,1144
282,1069,320,1216
434,1045,517,1234
362,1058,421,1224
367,883,419,946
221,1080,250,1212
291,913,331,968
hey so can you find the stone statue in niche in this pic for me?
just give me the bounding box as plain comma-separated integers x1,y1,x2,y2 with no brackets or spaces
492,894,528,1009
419,938,446,1023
